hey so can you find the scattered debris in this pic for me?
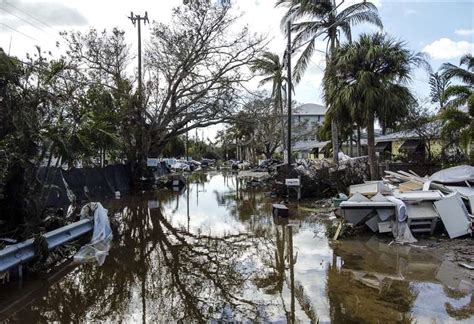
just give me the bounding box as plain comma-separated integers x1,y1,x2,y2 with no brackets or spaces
333,221,343,240
434,194,472,239
74,202,113,265
459,263,474,270
272,203,289,218
335,164,474,242
281,156,370,199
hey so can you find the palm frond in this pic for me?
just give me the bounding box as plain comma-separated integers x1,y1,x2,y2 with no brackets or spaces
343,11,383,30
258,76,275,88
293,37,316,84
338,21,352,43
460,53,474,71
440,62,474,86
444,85,472,108
292,21,325,47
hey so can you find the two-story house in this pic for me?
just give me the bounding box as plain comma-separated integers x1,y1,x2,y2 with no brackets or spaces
291,103,328,159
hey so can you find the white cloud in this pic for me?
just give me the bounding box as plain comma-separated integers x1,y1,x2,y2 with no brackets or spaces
422,38,474,60
404,9,417,16
455,28,474,36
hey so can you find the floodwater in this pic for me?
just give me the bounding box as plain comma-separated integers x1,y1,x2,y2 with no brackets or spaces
1,172,473,323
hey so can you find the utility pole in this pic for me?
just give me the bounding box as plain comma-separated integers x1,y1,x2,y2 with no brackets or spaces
128,11,149,106
286,21,293,167
128,11,149,174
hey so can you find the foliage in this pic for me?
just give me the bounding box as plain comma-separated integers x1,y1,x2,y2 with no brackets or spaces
0,46,86,234
277,0,383,83
429,72,450,110
220,95,282,160
439,53,474,157
323,33,427,179
144,1,265,163
277,0,383,161
0,0,266,234
440,92,474,153
399,100,442,161
160,136,185,158
440,53,474,87
251,51,287,149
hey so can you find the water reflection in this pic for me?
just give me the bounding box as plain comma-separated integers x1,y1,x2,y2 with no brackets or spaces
328,237,473,323
1,172,473,323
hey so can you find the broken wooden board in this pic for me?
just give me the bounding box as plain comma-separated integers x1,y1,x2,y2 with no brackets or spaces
378,221,393,233
434,194,472,239
365,214,379,232
342,208,373,226
395,190,443,201
399,180,423,192
349,181,390,197
377,209,394,221
406,202,439,220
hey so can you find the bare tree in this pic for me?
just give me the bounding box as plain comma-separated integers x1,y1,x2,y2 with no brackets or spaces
144,1,266,164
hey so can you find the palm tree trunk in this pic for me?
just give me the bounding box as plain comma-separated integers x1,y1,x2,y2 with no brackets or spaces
331,118,338,162
357,126,361,157
367,112,378,180
279,87,286,152
329,31,339,163
349,132,353,157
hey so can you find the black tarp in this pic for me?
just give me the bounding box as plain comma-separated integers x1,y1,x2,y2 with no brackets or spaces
38,164,132,208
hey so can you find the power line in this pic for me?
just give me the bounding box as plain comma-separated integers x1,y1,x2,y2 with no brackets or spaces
4,1,53,29
0,6,47,34
0,22,38,41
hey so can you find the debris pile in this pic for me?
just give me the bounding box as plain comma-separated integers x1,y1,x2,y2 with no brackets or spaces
337,165,474,243
288,156,370,198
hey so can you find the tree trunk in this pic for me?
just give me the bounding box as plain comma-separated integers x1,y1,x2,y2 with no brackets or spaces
357,126,361,157
279,87,286,153
349,133,353,157
329,29,339,164
367,113,378,180
331,118,338,162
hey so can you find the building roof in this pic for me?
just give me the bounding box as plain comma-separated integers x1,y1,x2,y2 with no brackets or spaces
293,140,329,152
375,129,420,142
375,121,441,143
294,103,327,116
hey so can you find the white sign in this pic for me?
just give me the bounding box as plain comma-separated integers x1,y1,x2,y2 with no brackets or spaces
147,158,159,167
285,178,300,186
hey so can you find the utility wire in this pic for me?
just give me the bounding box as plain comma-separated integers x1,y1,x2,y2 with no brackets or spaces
0,22,38,41
4,1,53,29
0,6,47,34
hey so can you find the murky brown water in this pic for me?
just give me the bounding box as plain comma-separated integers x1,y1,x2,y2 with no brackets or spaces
1,172,473,323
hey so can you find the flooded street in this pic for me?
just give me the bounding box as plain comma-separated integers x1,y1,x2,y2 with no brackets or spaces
1,172,473,323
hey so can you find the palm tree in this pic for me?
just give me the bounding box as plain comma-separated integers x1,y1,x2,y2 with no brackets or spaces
429,72,451,111
324,33,427,179
441,96,473,158
440,54,474,87
276,0,383,162
251,51,287,152
439,53,474,159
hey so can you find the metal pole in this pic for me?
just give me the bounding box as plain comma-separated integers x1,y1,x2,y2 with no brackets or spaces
286,21,292,167
137,19,142,104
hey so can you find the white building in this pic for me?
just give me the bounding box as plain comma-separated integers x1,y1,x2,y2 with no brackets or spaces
291,103,328,159
292,103,327,141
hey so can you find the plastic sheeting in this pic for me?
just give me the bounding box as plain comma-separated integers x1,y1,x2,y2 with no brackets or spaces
429,165,474,183
74,202,113,265
387,196,417,244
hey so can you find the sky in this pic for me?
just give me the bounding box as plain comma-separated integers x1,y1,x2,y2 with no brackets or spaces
1,0,473,139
